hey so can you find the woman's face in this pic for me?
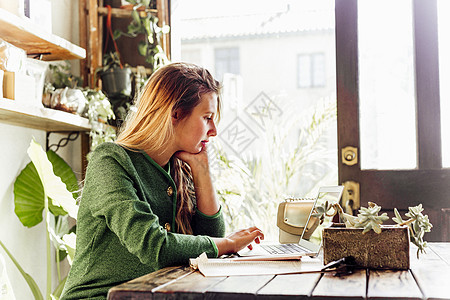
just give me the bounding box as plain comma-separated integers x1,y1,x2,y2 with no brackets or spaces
173,92,218,153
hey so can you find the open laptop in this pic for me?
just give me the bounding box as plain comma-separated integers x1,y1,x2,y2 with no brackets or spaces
237,185,344,260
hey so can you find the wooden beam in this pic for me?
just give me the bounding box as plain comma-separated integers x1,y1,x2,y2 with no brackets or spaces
79,0,88,86
157,0,171,60
335,0,360,183
87,0,100,88
413,0,442,169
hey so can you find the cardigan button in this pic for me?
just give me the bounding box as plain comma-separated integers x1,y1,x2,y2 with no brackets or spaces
167,186,173,196
164,223,171,232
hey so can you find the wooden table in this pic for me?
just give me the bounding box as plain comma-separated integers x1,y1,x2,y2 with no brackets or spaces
108,243,450,299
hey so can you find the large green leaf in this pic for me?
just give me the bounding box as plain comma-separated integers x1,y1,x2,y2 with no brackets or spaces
47,150,79,199
13,162,45,227
28,140,79,218
13,143,79,228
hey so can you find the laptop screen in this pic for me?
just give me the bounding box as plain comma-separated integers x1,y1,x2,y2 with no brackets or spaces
298,186,344,253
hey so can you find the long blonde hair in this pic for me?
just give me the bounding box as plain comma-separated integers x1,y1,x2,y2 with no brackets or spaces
115,62,221,234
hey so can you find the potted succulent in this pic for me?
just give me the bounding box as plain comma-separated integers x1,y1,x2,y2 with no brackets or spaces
313,201,433,269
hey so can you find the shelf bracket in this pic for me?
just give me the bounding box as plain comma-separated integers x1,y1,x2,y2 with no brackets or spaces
46,131,80,152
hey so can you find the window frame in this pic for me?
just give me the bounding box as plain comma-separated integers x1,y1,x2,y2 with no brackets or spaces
336,0,448,241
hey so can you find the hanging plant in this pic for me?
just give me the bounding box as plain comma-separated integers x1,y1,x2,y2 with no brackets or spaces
113,0,170,71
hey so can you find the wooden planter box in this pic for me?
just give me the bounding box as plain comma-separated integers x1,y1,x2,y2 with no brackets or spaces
323,224,410,270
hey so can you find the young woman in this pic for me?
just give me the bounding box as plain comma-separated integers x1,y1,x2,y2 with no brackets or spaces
61,62,264,299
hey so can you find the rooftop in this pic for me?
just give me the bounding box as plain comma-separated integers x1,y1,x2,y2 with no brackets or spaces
176,0,334,41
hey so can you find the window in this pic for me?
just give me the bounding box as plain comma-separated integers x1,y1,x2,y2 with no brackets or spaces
358,0,416,169
297,53,326,88
171,0,337,239
214,47,240,82
181,49,202,66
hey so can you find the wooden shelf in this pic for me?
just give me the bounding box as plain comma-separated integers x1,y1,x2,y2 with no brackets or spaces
0,98,90,132
0,8,85,61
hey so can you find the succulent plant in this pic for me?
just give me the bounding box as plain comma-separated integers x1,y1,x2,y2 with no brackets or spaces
393,204,433,258
313,200,432,258
312,201,369,229
353,202,390,234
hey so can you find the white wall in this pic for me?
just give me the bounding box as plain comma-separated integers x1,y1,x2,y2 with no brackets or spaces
0,1,82,299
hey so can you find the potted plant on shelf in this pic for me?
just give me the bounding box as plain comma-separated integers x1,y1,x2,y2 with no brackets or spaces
43,62,86,115
44,62,117,153
113,0,170,72
97,51,133,99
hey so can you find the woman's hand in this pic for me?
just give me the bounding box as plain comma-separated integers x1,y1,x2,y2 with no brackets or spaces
175,145,220,215
174,144,210,175
213,226,264,256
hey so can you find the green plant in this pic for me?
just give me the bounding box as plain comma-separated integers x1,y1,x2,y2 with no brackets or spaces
43,62,83,109
83,88,117,157
46,63,82,90
313,201,433,258
393,204,433,258
44,63,117,154
99,51,123,74
114,0,170,71
0,140,79,299
97,51,134,102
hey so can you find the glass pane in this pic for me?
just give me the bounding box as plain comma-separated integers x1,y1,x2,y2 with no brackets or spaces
171,0,337,239
438,0,450,168
358,0,417,170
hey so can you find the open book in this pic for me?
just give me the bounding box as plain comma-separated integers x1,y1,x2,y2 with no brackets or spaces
190,252,304,277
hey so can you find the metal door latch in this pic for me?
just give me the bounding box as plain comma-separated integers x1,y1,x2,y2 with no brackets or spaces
342,146,358,166
341,181,360,215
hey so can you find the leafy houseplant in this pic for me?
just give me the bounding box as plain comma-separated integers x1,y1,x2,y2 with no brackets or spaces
113,0,170,71
83,88,117,157
98,51,133,99
1,140,79,300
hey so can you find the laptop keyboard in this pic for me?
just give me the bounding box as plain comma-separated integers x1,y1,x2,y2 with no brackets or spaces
260,243,305,254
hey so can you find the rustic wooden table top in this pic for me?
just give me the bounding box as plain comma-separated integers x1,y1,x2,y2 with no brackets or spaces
107,243,450,299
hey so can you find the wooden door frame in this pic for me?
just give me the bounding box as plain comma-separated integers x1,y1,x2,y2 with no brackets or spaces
335,0,449,241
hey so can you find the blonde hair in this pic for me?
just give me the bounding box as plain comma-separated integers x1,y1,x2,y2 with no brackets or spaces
116,62,221,234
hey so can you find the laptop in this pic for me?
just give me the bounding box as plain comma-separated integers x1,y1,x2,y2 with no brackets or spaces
237,185,344,260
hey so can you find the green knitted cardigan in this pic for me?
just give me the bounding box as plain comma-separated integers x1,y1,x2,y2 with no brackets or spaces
61,142,225,299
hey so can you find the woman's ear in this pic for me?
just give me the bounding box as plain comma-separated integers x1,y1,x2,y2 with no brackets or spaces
172,110,179,124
